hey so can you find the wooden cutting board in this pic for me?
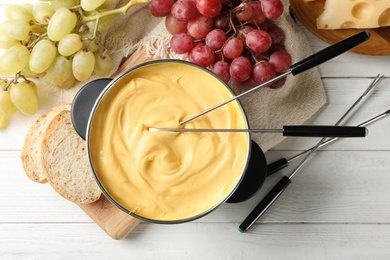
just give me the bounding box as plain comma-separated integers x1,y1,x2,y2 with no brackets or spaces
289,0,390,56
77,49,155,240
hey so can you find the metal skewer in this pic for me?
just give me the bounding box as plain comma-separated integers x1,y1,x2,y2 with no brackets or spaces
266,75,384,175
148,125,368,137
293,108,389,158
239,73,382,233
267,108,390,175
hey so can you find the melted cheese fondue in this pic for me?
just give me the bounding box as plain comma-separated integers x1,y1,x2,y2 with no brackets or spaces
88,61,250,222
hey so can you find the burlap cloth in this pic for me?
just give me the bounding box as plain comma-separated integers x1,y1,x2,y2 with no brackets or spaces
39,0,327,152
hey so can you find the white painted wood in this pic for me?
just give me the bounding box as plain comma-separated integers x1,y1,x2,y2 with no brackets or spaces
1,3,390,258
299,27,390,78
1,223,390,259
2,150,390,224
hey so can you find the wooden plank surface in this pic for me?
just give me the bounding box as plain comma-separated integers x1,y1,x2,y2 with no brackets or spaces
2,223,390,259
1,4,390,259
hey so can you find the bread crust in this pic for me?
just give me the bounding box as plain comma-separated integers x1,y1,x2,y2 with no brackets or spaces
41,110,101,204
21,104,71,183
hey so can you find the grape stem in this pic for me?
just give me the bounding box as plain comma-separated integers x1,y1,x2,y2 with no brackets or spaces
27,32,48,50
232,3,245,14
2,79,14,91
18,73,30,83
229,15,238,35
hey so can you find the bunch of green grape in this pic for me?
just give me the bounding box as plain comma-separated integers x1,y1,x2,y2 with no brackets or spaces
0,78,38,129
0,0,127,129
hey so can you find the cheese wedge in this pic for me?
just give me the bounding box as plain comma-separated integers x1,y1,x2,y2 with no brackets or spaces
316,0,390,29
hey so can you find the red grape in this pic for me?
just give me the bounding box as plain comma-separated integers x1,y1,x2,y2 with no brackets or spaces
205,29,226,50
149,0,174,17
268,73,287,89
248,2,266,24
252,60,275,84
148,0,290,90
237,25,254,42
222,37,244,59
196,0,222,18
268,26,285,45
261,0,284,20
212,61,230,83
269,49,292,72
241,76,258,89
165,14,188,35
245,29,272,53
170,33,194,54
213,51,224,62
214,14,229,30
187,14,214,39
188,43,215,67
230,56,252,82
171,0,198,23
235,3,253,21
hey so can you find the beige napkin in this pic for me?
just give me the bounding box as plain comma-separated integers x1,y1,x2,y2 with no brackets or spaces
39,0,326,152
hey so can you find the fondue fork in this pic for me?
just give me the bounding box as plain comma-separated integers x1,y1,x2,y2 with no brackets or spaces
148,125,368,138
267,74,384,174
238,74,383,233
267,107,390,175
179,31,370,125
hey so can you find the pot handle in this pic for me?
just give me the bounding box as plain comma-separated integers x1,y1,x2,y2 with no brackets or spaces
71,78,112,140
290,31,370,75
282,125,368,137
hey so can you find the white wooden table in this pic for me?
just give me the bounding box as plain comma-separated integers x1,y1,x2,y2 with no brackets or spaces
1,6,390,260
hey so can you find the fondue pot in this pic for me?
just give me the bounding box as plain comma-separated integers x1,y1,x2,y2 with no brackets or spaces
71,31,369,224
73,60,253,223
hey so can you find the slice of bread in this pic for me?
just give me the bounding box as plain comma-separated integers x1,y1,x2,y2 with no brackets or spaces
41,110,101,204
21,104,71,183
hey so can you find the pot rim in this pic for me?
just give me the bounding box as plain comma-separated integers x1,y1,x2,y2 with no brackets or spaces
85,59,252,224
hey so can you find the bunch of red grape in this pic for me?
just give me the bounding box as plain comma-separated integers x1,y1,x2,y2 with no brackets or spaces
149,0,291,89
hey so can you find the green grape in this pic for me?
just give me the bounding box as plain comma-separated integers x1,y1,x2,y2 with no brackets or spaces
4,4,34,23
10,80,38,116
47,8,77,41
81,0,106,11
22,64,39,78
0,110,10,130
46,56,73,86
100,0,118,9
81,32,100,52
0,45,30,76
0,34,20,49
0,19,32,41
32,3,55,25
58,34,83,56
51,0,77,11
94,53,113,76
72,50,95,81
29,39,57,73
31,82,38,96
31,24,47,34
57,71,75,89
86,11,117,32
0,80,6,89
0,89,17,117
21,4,34,14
